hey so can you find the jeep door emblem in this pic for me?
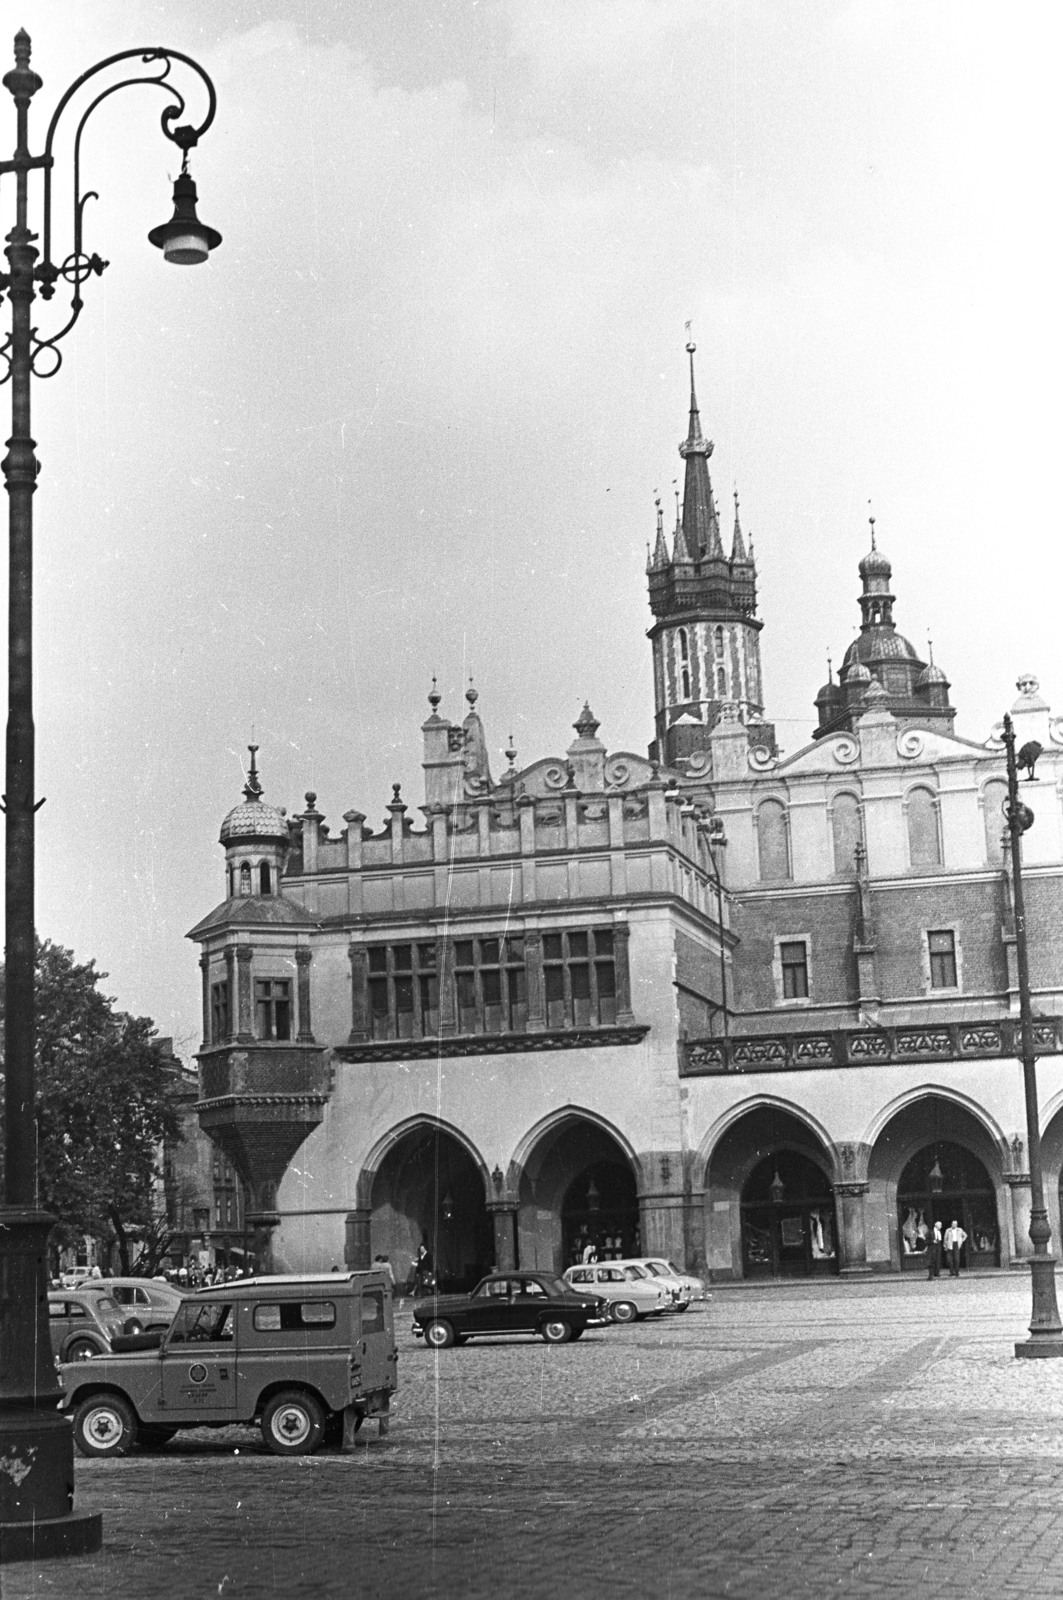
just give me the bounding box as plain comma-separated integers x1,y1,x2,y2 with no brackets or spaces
188,1363,208,1384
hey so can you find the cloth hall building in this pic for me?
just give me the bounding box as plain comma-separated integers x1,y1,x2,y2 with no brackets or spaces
190,352,1063,1285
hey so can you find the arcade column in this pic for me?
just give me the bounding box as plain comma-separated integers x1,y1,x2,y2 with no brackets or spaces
834,1182,873,1276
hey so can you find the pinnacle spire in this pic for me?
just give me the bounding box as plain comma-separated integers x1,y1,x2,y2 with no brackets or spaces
651,496,669,569
677,335,722,559
731,488,747,562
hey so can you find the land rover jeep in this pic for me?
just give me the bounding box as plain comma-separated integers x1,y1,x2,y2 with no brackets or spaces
59,1271,397,1458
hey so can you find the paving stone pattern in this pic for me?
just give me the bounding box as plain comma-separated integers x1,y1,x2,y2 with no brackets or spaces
10,1275,1063,1598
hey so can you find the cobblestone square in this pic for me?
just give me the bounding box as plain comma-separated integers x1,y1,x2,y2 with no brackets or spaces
11,1275,1063,1598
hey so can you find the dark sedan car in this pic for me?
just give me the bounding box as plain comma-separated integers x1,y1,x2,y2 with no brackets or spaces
411,1271,609,1347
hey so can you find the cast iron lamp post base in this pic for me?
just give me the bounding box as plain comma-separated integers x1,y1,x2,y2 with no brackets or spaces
0,1211,101,1560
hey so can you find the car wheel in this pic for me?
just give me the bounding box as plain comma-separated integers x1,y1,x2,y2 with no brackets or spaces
675,1302,689,1313
137,1424,178,1449
123,1318,144,1336
611,1301,638,1324
541,1320,573,1344
424,1319,455,1349
65,1335,103,1361
261,1390,326,1457
73,1394,138,1457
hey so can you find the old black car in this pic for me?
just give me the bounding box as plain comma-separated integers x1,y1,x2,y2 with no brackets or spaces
411,1271,609,1346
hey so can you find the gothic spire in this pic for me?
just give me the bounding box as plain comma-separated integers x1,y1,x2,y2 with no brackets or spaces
678,336,723,560
651,497,670,569
731,488,747,562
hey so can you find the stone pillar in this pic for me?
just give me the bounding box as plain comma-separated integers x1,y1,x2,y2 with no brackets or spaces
348,944,369,1042
1008,1176,1033,1262
613,921,635,1024
487,1201,518,1271
199,954,211,1051
343,810,365,869
438,936,457,1036
224,947,236,1041
236,947,254,1041
296,948,314,1042
834,1182,872,1276
525,930,546,1032
344,1207,372,1270
302,793,322,874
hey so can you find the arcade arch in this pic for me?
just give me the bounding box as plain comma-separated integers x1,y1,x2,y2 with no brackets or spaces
364,1120,491,1293
513,1111,641,1276
702,1103,838,1280
866,1095,1006,1271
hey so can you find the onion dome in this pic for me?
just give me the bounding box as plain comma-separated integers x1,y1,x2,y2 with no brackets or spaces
220,745,289,845
916,661,948,689
858,544,891,579
844,660,871,685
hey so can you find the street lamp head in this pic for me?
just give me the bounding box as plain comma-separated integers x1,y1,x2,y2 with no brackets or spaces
1018,740,1043,782
148,171,221,265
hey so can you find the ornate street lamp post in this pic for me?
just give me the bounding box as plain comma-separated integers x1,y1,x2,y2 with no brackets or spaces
1002,713,1063,1358
0,32,220,1561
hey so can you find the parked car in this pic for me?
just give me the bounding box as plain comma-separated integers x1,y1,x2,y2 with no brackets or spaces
636,1258,708,1307
83,1278,186,1332
48,1290,128,1362
411,1272,610,1347
60,1270,396,1458
612,1258,704,1310
562,1263,667,1321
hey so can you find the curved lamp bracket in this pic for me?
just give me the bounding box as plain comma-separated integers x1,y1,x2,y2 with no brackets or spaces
11,47,216,380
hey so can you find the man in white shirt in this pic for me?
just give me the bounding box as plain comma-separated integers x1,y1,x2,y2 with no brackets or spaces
943,1219,967,1277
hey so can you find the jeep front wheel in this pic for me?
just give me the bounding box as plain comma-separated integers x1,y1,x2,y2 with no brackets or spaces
261,1390,326,1456
73,1394,138,1458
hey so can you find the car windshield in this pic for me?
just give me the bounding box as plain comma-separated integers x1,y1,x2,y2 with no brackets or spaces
88,1295,118,1312
538,1275,570,1297
644,1263,667,1277
623,1266,647,1280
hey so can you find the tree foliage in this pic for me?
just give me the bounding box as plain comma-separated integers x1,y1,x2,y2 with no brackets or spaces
0,939,179,1272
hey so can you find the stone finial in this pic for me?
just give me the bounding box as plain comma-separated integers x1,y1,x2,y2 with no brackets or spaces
427,676,442,712
573,702,601,741
466,679,478,707
243,743,263,802
304,790,320,813
387,782,407,814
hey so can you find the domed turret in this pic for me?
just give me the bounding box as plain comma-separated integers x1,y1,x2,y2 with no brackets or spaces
220,746,289,898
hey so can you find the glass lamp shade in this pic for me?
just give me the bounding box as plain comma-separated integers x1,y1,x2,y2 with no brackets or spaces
148,171,221,265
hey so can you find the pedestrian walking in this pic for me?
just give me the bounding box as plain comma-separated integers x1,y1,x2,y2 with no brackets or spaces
943,1218,967,1277
927,1219,943,1279
411,1237,434,1297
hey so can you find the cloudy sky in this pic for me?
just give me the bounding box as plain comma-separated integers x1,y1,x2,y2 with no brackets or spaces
7,0,1062,1051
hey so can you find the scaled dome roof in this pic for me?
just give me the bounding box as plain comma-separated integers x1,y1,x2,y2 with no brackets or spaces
220,797,290,846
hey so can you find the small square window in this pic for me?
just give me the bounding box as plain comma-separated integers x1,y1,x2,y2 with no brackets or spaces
392,945,412,971
479,939,500,965
928,930,957,989
367,947,388,974
454,941,475,967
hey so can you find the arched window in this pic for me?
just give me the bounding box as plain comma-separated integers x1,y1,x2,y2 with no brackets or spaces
678,629,689,663
716,666,727,696
677,629,691,700
831,793,863,874
714,626,725,659
757,799,791,881
239,862,252,896
982,780,1009,864
906,787,942,868
259,861,272,895
227,864,234,899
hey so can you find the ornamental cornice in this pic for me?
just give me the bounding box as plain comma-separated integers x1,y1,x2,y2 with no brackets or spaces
336,1024,650,1064
193,1093,329,1112
681,1017,1063,1076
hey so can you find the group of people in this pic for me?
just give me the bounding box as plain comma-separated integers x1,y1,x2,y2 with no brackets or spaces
164,1263,254,1289
926,1219,968,1278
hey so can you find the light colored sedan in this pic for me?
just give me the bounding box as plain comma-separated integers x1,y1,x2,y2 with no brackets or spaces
83,1278,186,1332
562,1263,667,1322
632,1258,708,1308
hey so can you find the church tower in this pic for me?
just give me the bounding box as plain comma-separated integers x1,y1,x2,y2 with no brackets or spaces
646,341,774,768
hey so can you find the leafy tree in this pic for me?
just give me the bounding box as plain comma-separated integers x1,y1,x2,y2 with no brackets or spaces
0,939,179,1273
